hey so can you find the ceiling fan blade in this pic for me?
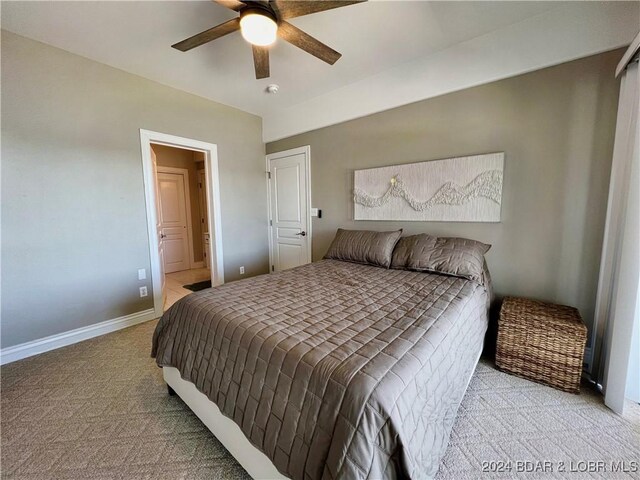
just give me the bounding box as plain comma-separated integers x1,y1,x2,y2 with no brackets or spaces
271,1,365,20
212,0,245,11
172,18,241,51
252,45,270,79
278,21,341,65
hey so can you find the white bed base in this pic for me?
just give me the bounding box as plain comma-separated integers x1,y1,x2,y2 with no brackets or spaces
163,366,289,480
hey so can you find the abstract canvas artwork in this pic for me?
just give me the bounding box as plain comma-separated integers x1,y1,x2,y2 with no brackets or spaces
353,152,504,222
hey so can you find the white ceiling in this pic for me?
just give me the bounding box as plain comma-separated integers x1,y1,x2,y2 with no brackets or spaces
3,1,639,141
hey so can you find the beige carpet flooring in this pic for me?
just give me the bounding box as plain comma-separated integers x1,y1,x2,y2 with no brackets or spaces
2,320,638,479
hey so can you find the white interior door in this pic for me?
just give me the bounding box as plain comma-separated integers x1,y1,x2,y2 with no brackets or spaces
198,170,209,231
197,169,210,269
150,147,167,305
151,147,166,302
157,171,191,274
267,147,311,272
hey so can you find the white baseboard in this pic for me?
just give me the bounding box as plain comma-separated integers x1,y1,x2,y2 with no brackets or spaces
0,308,157,365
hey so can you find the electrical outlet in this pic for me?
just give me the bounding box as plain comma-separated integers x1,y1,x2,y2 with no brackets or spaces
139,286,148,298
239,266,245,275
138,268,146,280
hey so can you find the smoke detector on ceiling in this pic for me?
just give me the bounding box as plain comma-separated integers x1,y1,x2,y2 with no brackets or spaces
266,84,279,94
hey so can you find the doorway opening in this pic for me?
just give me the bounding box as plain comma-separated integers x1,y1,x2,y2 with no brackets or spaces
140,130,224,316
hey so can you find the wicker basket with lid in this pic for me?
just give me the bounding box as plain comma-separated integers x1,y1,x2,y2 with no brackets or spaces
496,297,587,394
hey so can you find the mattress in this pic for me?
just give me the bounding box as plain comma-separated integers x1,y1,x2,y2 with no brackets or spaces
152,259,489,480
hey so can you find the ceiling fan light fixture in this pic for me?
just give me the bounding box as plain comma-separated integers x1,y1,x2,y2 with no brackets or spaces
172,0,366,79
240,10,277,46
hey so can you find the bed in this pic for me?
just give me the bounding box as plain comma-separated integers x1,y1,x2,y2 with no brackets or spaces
153,245,491,480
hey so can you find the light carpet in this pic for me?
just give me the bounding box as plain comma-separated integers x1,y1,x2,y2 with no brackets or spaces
1,320,638,479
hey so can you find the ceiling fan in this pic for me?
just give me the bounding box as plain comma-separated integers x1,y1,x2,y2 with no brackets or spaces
172,0,366,79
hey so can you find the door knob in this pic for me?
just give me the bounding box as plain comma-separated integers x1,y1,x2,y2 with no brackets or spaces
160,233,167,239
295,231,307,236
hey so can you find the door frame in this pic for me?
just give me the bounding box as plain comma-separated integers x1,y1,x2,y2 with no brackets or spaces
265,146,312,272
156,166,197,270
140,129,224,317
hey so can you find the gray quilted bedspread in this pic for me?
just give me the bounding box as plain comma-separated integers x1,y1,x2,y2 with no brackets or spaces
152,260,489,480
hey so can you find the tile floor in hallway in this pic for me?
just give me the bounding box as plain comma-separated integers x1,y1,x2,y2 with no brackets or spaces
164,268,210,311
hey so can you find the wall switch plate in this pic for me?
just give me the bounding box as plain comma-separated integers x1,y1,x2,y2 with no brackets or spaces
239,266,245,275
310,208,319,217
139,286,148,297
138,268,146,280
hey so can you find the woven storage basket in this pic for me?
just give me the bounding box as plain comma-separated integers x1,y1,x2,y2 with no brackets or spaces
496,297,587,394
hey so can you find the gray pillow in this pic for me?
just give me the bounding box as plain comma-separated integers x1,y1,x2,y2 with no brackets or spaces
391,234,491,284
324,229,403,268
390,234,438,269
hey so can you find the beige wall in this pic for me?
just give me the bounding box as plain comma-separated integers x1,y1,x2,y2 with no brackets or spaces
267,49,624,335
152,144,205,263
1,31,268,349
